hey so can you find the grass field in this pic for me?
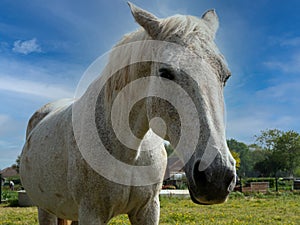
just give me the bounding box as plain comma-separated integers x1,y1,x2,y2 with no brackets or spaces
1,192,300,225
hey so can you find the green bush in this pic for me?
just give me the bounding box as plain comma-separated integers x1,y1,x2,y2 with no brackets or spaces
1,190,18,206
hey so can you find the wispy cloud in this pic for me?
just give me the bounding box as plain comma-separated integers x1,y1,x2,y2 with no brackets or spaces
280,37,300,47
226,113,297,143
12,38,42,55
226,75,300,144
0,114,24,137
256,81,300,104
0,53,81,101
0,76,73,100
155,0,188,17
227,116,271,143
264,53,300,73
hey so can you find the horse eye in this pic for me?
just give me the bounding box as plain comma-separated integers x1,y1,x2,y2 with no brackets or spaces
159,68,175,80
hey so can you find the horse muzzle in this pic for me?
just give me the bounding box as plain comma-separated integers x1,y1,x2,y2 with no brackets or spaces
186,153,236,205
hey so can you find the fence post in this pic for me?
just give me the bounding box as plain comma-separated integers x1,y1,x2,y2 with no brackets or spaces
275,176,278,192
239,176,242,193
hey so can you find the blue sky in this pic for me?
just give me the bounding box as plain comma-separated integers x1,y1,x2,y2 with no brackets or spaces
1,0,300,169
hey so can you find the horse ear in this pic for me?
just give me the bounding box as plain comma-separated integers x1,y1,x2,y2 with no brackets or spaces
201,9,219,38
128,2,161,39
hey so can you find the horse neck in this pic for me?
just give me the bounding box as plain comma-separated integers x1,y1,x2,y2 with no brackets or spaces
88,72,151,164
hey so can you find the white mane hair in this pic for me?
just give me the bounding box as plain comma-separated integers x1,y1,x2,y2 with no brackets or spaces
103,13,230,108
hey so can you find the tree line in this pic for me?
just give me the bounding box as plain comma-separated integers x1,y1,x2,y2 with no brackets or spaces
228,129,300,178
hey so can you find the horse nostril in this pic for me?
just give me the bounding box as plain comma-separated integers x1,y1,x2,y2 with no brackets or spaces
195,170,208,185
193,162,212,186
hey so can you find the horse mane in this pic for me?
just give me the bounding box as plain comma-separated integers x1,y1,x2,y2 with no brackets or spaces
103,14,228,107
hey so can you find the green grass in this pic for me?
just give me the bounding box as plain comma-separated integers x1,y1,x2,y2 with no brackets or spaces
1,192,300,225
0,205,37,225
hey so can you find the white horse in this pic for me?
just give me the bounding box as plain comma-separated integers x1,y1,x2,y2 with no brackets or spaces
20,3,236,225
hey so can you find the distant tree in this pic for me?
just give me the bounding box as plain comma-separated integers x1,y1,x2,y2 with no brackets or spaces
230,150,240,171
254,129,283,150
253,153,280,177
248,144,266,163
247,144,268,177
227,139,252,177
254,129,300,177
274,131,300,176
11,155,20,173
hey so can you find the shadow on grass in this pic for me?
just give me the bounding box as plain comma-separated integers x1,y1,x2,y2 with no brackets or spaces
7,199,19,207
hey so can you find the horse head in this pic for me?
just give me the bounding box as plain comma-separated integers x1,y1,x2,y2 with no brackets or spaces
129,3,236,204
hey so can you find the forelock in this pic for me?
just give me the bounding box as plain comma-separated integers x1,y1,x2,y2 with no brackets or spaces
158,15,230,83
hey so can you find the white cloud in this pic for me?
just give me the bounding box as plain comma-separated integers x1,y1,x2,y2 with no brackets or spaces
0,76,73,100
256,81,300,104
264,53,300,73
12,38,42,55
226,116,269,143
0,54,81,102
225,77,300,143
155,0,188,17
226,111,298,144
280,37,300,47
0,114,24,140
